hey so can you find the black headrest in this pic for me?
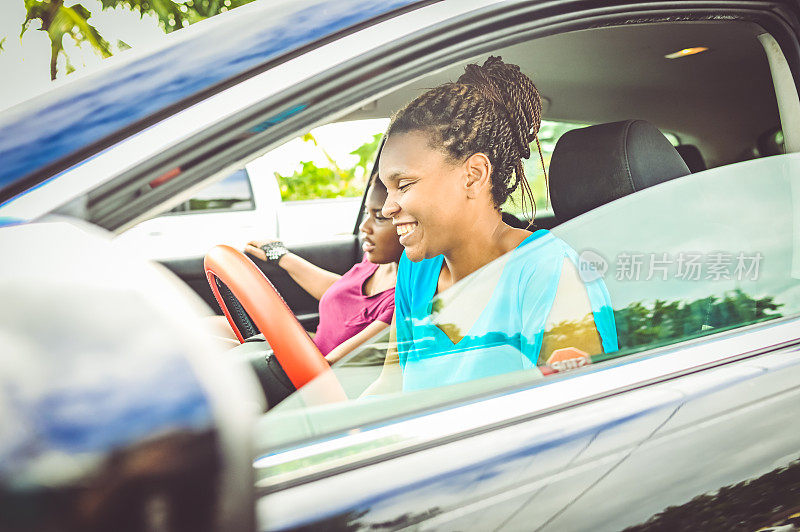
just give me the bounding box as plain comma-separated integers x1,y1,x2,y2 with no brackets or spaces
549,120,690,223
501,211,527,229
675,144,707,173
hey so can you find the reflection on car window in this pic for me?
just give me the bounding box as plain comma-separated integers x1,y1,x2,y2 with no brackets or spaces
260,154,800,453
555,154,799,363
393,230,617,391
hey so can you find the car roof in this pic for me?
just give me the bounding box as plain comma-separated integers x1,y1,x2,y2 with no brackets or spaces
0,0,430,200
341,20,778,168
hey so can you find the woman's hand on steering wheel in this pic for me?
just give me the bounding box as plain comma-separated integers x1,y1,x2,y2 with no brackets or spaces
244,239,275,261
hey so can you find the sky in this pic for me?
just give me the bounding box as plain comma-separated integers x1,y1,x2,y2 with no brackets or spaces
0,0,165,110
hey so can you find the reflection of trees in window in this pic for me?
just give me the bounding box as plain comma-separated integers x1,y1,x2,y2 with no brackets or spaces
289,507,443,531
624,457,800,531
603,289,782,361
392,290,782,369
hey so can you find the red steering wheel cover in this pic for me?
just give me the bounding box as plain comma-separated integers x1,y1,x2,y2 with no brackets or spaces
204,245,332,389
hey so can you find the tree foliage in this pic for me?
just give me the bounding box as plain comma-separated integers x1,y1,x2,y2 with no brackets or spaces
600,289,783,361
21,0,113,80
275,132,383,202
13,0,256,80
625,457,800,531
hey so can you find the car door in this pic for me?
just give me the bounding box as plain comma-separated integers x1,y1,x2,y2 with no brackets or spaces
246,2,800,528
252,152,800,531
254,341,800,531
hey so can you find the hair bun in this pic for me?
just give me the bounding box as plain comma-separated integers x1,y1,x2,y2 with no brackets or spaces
457,56,542,160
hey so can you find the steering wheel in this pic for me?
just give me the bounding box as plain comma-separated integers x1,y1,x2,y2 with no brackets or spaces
204,245,342,396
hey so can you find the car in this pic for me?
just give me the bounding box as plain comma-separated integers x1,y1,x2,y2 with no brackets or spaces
1,0,800,530
114,120,376,262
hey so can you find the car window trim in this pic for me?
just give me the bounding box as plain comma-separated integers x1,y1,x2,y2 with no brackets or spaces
254,314,800,493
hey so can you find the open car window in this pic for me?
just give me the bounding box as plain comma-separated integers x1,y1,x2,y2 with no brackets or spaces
243,14,800,480
255,154,800,464
271,118,388,243
112,119,386,260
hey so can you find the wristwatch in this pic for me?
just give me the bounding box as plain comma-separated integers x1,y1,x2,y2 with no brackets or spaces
260,241,288,265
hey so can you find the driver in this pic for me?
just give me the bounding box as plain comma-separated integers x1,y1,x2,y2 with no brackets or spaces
246,174,404,364
366,56,618,393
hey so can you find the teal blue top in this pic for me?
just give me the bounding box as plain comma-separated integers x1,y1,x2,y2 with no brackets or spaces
395,230,618,391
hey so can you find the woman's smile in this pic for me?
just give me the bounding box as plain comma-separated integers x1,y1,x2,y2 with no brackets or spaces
396,221,418,244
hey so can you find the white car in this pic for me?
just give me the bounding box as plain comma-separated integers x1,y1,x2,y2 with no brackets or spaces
2,0,800,531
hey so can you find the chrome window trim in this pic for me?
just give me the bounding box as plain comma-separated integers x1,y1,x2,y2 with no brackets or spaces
254,315,800,492
0,0,499,223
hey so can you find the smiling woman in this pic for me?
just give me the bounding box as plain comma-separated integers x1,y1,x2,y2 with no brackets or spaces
371,56,618,392
245,174,403,365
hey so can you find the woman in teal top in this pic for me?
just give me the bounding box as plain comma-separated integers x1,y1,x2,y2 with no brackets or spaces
366,57,618,394
395,230,617,391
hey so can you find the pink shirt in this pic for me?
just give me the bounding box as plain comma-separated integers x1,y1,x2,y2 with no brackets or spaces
313,257,395,356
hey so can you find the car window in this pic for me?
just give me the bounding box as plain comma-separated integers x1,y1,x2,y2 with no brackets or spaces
554,154,799,361
257,153,800,455
114,119,387,260
249,118,388,243
167,168,255,214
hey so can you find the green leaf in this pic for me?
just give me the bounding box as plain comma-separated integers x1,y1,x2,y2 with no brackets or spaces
349,133,382,173
273,132,383,201
20,0,258,78
20,0,113,79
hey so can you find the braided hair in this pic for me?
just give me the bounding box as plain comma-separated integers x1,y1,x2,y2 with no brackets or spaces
386,56,545,221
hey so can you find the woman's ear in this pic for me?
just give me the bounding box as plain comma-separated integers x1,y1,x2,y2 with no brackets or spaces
464,152,492,199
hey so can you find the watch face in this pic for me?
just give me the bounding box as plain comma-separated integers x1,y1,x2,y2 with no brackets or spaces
263,243,286,262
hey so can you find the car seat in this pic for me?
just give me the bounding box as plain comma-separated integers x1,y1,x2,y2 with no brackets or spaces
675,144,707,173
549,119,691,223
